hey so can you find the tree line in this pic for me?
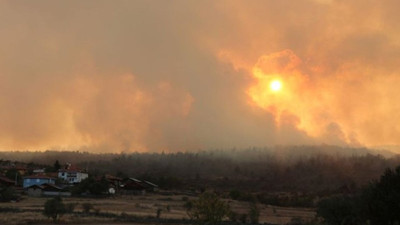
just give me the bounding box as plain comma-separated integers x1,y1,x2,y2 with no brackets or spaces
1,146,400,195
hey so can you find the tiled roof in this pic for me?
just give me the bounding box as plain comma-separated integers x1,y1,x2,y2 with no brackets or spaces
0,176,15,184
58,169,86,173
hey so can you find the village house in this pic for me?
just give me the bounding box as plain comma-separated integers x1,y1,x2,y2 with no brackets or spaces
32,168,45,174
58,165,88,184
26,183,71,197
22,175,56,188
0,165,27,176
121,178,159,194
104,174,122,194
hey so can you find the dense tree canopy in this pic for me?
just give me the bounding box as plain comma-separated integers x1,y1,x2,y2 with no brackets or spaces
71,176,109,195
318,165,400,225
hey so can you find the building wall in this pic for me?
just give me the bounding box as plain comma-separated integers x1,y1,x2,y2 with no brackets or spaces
27,188,42,197
77,172,88,182
58,171,88,183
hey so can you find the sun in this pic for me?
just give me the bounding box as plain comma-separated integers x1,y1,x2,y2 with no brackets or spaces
269,80,282,92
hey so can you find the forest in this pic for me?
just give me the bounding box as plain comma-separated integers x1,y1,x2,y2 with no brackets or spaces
1,145,398,197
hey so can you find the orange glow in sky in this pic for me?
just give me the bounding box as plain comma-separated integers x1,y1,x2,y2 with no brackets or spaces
1,1,400,152
269,80,282,92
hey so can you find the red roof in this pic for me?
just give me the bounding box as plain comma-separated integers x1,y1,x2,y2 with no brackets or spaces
105,174,122,181
58,169,83,173
46,172,58,178
0,176,15,185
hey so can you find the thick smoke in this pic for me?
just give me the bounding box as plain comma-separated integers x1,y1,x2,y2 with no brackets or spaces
0,0,399,152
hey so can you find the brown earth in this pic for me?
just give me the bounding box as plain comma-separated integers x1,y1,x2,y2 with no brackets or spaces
0,194,315,225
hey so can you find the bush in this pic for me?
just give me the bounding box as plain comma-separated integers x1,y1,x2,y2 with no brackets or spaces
240,214,247,223
0,187,18,202
229,189,241,200
249,202,260,224
228,211,238,222
82,202,94,213
156,208,162,218
43,197,66,223
94,208,101,215
65,203,77,213
186,192,231,225
184,200,193,217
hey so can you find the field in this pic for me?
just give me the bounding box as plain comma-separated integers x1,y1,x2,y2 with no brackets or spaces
0,194,316,225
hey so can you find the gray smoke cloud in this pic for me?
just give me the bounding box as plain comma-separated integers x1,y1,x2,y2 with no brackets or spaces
0,0,399,152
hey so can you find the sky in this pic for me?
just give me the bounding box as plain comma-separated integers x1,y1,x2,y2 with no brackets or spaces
0,0,399,152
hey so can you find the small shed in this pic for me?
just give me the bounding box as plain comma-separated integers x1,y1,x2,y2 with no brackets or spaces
26,185,43,197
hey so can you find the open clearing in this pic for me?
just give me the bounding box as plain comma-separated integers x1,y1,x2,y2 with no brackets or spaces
0,194,315,225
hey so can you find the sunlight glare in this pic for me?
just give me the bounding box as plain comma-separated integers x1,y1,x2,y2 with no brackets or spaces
270,80,282,92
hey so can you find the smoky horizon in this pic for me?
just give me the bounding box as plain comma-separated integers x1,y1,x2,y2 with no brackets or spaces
0,0,399,153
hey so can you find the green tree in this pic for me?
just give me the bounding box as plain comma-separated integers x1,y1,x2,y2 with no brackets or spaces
0,186,18,202
43,197,66,223
54,160,61,171
187,192,231,225
362,166,400,225
249,202,260,224
317,165,400,225
72,176,108,195
317,195,363,225
5,169,20,185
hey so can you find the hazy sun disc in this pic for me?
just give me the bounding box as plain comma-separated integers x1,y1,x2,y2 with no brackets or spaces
270,80,282,92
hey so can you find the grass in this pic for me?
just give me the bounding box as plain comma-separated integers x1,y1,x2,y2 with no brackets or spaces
0,194,316,225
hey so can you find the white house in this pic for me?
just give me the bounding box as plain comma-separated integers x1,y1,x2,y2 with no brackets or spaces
58,169,88,184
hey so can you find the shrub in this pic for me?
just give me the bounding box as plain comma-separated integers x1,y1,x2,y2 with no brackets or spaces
43,197,66,223
187,192,231,225
0,187,18,202
240,214,247,223
229,189,241,200
249,202,260,224
184,200,193,218
228,211,238,222
82,202,94,214
156,208,162,218
65,203,77,213
94,208,101,215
